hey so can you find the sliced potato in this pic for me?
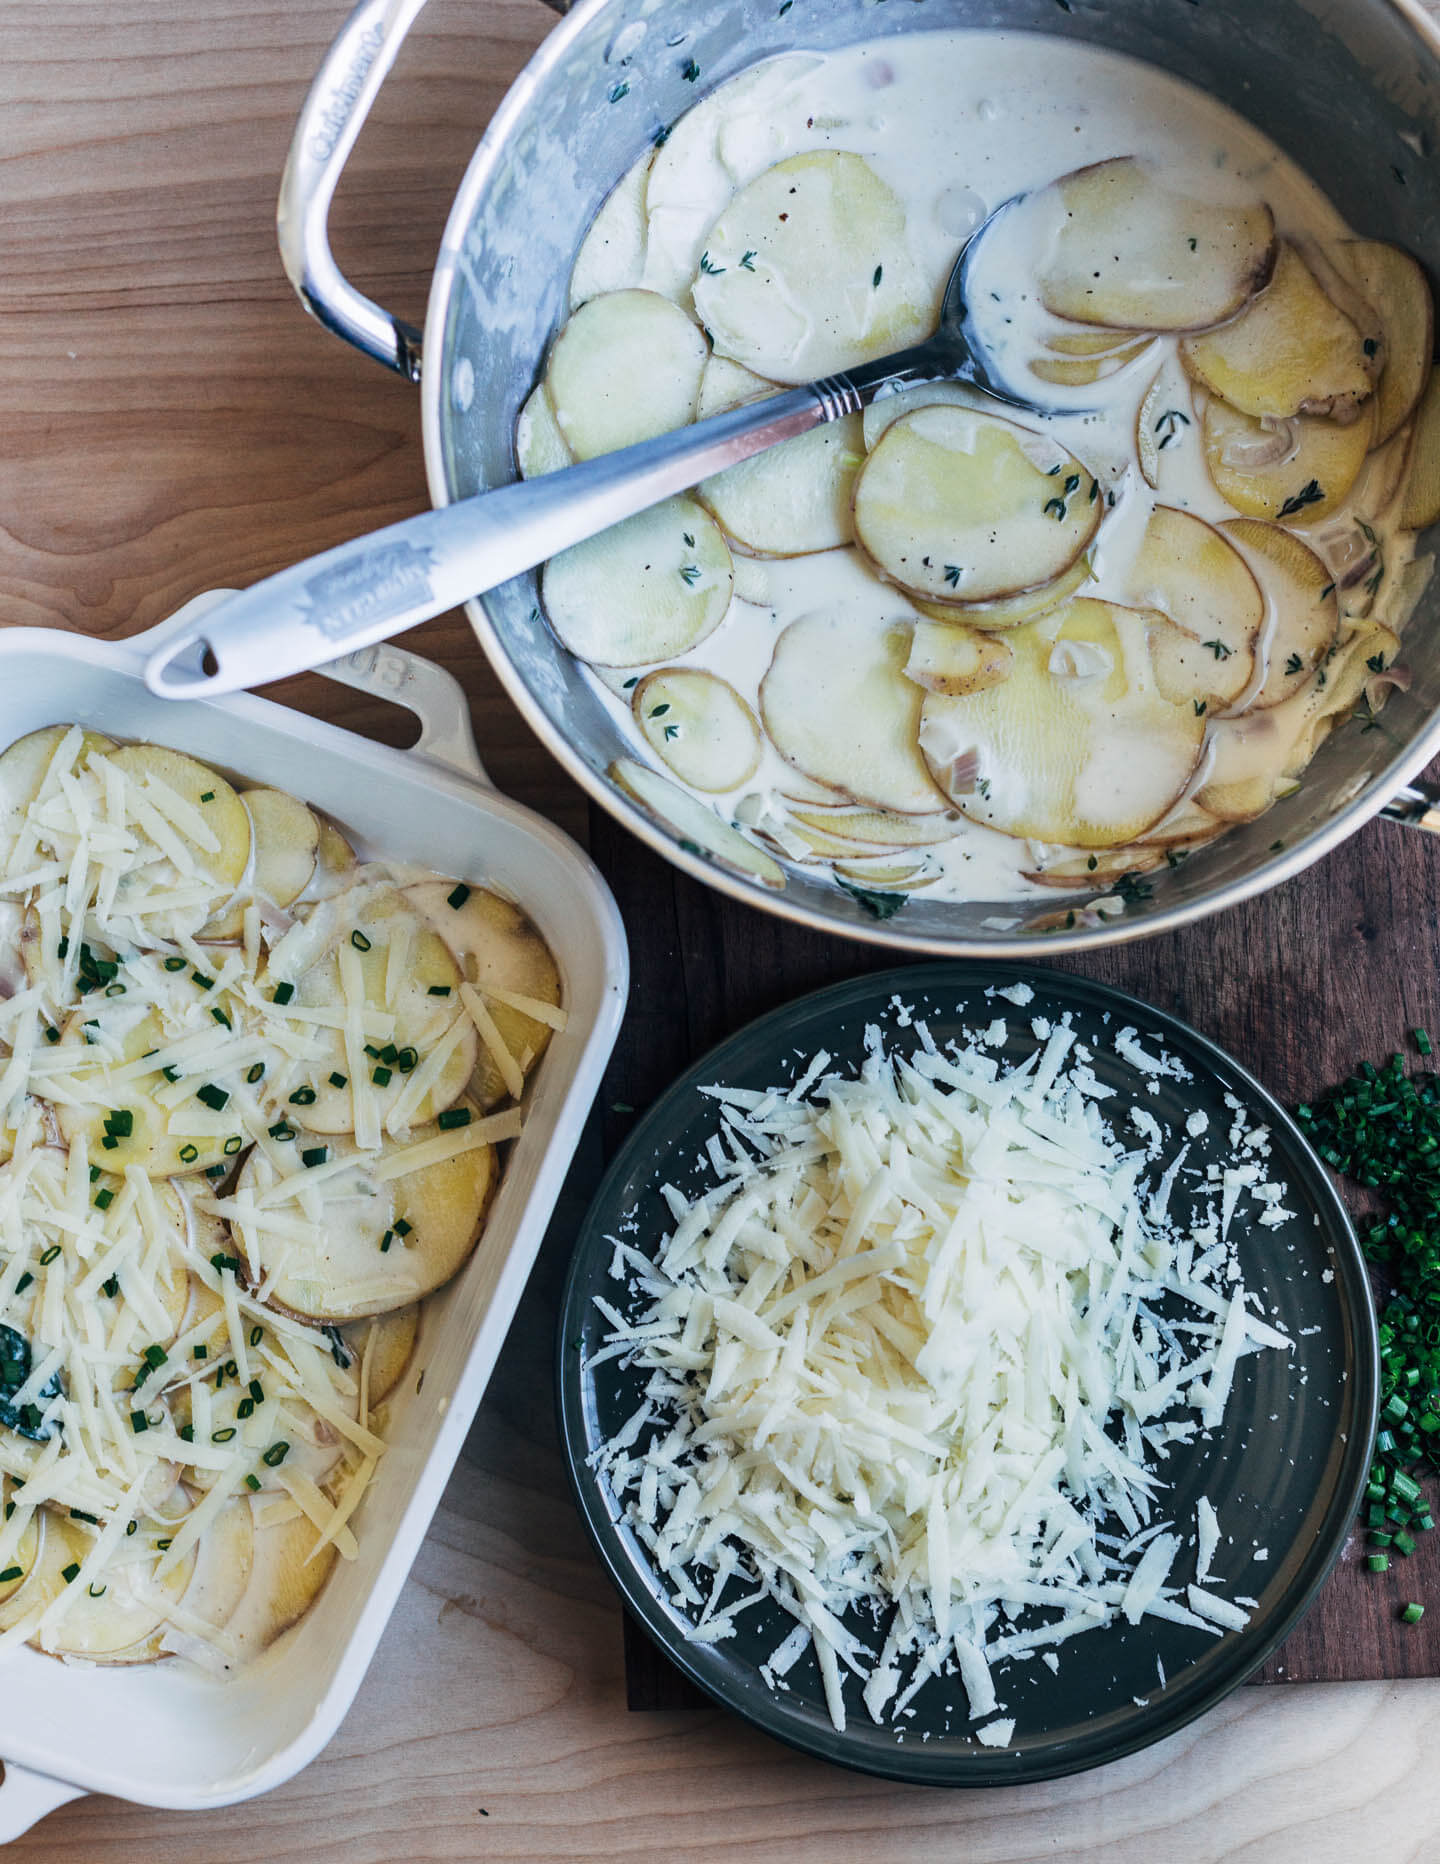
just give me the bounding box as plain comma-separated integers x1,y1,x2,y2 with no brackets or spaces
0,1503,40,1607
106,742,251,910
1201,395,1375,524
541,496,733,667
1136,360,1198,491
763,810,903,862
643,53,826,298
904,619,1015,696
633,668,763,792
832,858,938,890
235,1109,496,1321
1043,324,1147,359
1133,798,1225,848
279,889,475,1135
546,289,708,460
700,414,864,556
611,759,786,889
692,151,933,384
1220,519,1338,707
1023,846,1169,888
1352,422,1413,524
207,789,320,940
761,611,945,814
41,1518,195,1661
225,1504,338,1657
569,161,650,310
696,355,775,420
295,820,357,907
515,382,574,480
0,726,115,867
0,1512,99,1634
918,599,1207,848
787,805,961,848
913,554,1094,632
343,1304,420,1408
1399,366,1440,531
1122,507,1262,708
861,381,995,453
1181,244,1379,423
853,405,1101,604
1029,335,1155,386
1334,239,1433,444
404,881,562,1110
1033,157,1276,331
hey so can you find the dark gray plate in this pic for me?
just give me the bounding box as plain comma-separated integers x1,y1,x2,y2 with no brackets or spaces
556,963,1377,1785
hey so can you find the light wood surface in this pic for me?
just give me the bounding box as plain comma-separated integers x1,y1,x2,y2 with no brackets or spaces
3,1,1440,1857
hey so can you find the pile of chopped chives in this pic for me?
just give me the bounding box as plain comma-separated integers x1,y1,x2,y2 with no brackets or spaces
1297,1031,1440,1609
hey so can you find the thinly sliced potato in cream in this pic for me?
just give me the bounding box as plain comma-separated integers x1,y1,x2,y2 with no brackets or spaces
405,881,562,1109
1033,157,1276,331
904,618,1015,696
1136,360,1198,491
546,289,708,460
1043,324,1148,359
696,354,775,419
787,805,961,847
278,888,474,1134
0,1504,39,1608
542,497,733,667
1181,244,1379,423
853,405,1101,604
1122,507,1262,708
860,381,995,452
207,789,320,940
692,151,933,383
515,383,574,480
1023,846,1170,888
235,1109,496,1322
1201,395,1375,524
633,668,763,792
831,856,938,890
344,1304,420,1407
1220,519,1338,708
913,555,1094,632
1029,335,1155,387
0,726,116,867
761,611,945,814
761,810,904,862
1332,238,1433,444
1132,797,1225,847
1399,367,1440,531
295,820,357,907
0,1513,140,1636
918,599,1207,847
569,162,651,309
611,758,787,888
42,1516,203,1661
700,414,864,556
225,1505,338,1657
104,745,252,935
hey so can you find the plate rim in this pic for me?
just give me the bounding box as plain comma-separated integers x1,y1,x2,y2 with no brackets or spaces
556,959,1379,1786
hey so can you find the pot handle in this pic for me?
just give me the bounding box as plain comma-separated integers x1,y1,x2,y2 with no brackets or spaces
278,0,577,379
0,1763,85,1842
1381,779,1440,833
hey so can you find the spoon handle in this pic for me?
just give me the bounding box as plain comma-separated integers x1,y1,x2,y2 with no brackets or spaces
143,378,883,700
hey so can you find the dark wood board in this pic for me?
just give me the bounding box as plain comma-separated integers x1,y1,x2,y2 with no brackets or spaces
585,788,1440,1706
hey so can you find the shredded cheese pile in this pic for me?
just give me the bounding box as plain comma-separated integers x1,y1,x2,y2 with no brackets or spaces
590,1015,1292,1740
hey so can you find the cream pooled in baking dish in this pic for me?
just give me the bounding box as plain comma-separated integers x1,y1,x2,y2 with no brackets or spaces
0,724,561,1671
519,31,1437,916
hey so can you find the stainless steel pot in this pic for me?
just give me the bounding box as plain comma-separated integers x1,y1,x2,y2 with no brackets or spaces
280,0,1440,954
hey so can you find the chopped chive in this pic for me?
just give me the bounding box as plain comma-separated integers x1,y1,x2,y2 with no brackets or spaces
44,1025,59,1044
155,1538,172,1552
178,1144,199,1164
245,1473,262,1492
396,1046,417,1074
247,1062,265,1084
211,1427,236,1443
162,1065,181,1083
130,1411,148,1434
301,1146,327,1168
94,1189,114,1211
60,1563,80,1584
89,1166,101,1183
142,1344,167,1371
372,1066,393,1088
237,1397,254,1420
437,1107,471,1131
193,1345,207,1360
380,1230,394,1253
427,984,451,997
271,981,295,1005
163,956,186,973
288,1086,317,1105
350,930,372,952
364,1044,381,1060
192,971,214,991
267,1122,295,1142
200,790,215,803
394,1218,413,1238
101,1275,117,1298
100,1135,119,1150
211,1006,231,1028
249,1325,263,1347
223,1135,242,1155
38,1245,61,1266
329,1071,348,1089
262,1442,290,1467
446,883,471,910
196,1084,229,1112
178,1424,194,1444
0,1567,22,1584
248,1379,264,1404
1403,1601,1425,1623
210,1252,241,1275
69,1510,98,1525
105,1108,134,1138
380,1044,398,1065
125,1520,136,1536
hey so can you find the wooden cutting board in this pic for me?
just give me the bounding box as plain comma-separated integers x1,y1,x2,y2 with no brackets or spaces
590,805,1440,1705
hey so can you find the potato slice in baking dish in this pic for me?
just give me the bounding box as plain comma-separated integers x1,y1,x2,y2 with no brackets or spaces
404,881,562,1110
0,724,116,866
1121,507,1262,708
700,415,865,556
918,599,1207,847
913,554,1094,633
232,1110,496,1322
1201,394,1375,524
545,289,708,461
343,1303,420,1407
1181,244,1380,424
102,745,252,935
270,887,475,1137
1219,519,1338,708
853,404,1101,604
904,619,1015,697
0,1502,40,1608
0,1512,126,1635
224,1504,338,1658
643,53,825,297
761,610,946,814
1031,157,1276,331
611,758,786,889
691,152,933,384
569,160,651,310
1332,239,1433,445
632,669,763,792
542,496,733,667
514,382,574,480
1399,367,1440,532
206,789,320,940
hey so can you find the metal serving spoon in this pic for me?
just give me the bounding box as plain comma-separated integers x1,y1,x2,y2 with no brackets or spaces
144,204,1042,701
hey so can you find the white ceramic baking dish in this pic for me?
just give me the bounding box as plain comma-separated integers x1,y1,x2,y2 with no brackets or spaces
0,599,628,1841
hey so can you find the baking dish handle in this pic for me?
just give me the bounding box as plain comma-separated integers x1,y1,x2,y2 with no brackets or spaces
0,1763,85,1842
318,643,492,788
278,0,569,381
